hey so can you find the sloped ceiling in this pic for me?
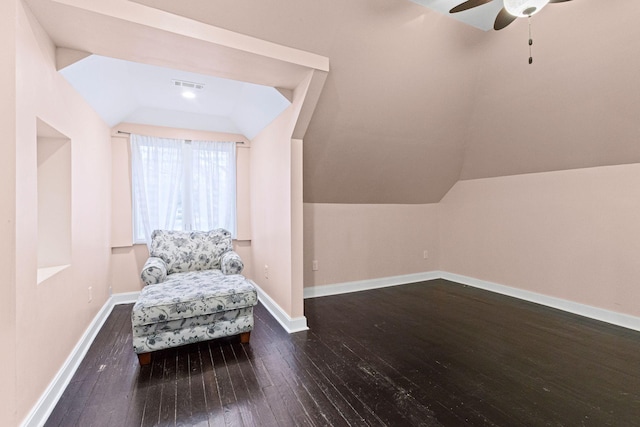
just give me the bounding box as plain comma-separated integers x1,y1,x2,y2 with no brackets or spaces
132,0,640,204
31,0,640,204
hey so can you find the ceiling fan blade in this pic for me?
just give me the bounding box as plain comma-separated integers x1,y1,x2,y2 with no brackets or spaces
494,7,517,30
549,0,572,3
450,0,493,14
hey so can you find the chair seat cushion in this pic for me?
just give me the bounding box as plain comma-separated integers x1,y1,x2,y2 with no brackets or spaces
131,269,258,327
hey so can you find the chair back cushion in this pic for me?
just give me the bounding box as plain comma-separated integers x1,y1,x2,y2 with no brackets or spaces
149,229,232,274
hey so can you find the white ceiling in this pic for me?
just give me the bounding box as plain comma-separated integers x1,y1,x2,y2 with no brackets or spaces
59,55,291,139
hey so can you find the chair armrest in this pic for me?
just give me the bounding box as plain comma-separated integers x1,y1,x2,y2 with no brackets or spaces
141,256,168,285
221,250,244,275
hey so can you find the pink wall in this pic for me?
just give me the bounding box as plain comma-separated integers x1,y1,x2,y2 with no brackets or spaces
304,163,640,323
250,107,297,316
14,3,113,422
111,135,133,248
249,75,310,318
291,139,305,315
0,1,18,425
439,164,640,318
111,244,150,294
303,203,439,287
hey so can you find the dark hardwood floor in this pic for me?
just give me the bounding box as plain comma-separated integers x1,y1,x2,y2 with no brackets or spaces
45,279,640,426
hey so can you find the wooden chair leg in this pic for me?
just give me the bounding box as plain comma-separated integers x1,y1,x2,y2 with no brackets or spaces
137,352,151,366
240,331,251,344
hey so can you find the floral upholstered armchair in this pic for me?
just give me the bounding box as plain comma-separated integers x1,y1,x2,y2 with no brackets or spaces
131,229,258,365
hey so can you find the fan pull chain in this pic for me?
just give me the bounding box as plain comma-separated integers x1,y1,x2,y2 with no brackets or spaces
528,16,533,64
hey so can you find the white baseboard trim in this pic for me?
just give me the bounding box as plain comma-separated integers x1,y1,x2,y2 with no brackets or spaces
111,291,140,305
254,283,309,333
303,271,441,299
440,271,640,332
304,270,640,332
20,297,116,427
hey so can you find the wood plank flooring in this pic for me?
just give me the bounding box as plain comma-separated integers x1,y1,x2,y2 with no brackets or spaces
45,279,640,426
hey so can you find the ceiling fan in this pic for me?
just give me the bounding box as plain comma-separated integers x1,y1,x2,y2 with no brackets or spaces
450,0,572,30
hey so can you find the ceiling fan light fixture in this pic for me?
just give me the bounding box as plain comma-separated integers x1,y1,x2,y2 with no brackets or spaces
504,0,550,17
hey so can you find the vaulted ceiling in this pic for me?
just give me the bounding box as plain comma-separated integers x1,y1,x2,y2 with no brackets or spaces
133,0,640,204
30,0,640,204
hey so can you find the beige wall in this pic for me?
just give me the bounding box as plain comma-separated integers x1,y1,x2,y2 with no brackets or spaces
111,244,149,294
439,164,640,318
0,0,18,425
15,2,112,423
110,123,253,293
110,134,133,248
250,109,297,316
304,164,640,323
249,76,309,318
290,139,305,315
303,203,439,287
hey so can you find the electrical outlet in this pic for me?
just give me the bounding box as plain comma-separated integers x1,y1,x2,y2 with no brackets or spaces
423,250,429,259
312,260,319,271
264,264,269,279
88,286,93,303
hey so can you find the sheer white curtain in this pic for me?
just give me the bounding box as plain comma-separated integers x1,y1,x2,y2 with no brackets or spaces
189,140,237,236
131,134,237,245
131,135,183,244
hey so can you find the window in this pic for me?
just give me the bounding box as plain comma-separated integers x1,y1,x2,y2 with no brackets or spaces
131,134,236,244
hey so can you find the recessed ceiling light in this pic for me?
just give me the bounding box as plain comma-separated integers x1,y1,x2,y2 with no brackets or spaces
182,91,196,99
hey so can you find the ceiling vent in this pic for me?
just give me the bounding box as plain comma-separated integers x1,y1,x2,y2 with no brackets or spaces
172,79,205,91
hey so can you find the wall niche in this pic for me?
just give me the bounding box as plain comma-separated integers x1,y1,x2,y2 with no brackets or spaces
36,118,71,283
